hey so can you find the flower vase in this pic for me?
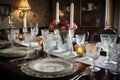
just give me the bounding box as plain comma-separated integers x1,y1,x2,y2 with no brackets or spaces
54,29,69,51
57,34,63,50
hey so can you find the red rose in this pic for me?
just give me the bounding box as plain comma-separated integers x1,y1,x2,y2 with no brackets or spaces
59,20,69,27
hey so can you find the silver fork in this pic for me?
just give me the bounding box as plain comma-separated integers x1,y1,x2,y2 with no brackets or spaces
75,67,91,80
70,67,91,80
70,74,80,80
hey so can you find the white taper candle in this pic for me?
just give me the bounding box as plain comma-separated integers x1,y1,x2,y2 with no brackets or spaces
23,11,27,28
105,0,110,27
56,2,59,22
70,2,74,28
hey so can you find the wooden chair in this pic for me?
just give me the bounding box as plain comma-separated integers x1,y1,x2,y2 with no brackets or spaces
75,29,89,41
91,28,119,43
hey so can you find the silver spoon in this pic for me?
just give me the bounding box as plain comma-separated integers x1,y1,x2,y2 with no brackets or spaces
75,67,91,80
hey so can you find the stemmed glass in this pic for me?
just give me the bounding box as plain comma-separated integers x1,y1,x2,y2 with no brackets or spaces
75,33,85,45
30,23,39,38
41,29,55,57
6,29,15,47
41,29,49,52
100,34,117,65
37,37,43,48
22,27,28,42
14,28,19,41
75,33,86,56
86,42,101,72
109,44,120,74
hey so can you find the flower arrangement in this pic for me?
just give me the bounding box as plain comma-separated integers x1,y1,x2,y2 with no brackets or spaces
49,19,78,43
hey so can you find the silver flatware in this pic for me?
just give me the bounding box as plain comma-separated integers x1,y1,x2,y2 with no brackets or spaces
70,67,91,80
75,67,91,80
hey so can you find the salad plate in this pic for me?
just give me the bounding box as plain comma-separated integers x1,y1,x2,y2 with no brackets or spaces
0,47,35,57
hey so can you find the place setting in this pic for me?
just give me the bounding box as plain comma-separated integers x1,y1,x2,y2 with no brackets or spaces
0,46,35,58
20,58,78,78
0,40,11,49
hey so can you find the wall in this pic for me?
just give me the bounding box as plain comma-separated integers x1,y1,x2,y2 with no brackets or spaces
0,0,51,29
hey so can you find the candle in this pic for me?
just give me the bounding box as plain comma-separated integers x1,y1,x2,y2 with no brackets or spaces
18,34,24,40
0,17,1,25
75,45,85,57
23,11,27,28
70,3,74,28
56,2,59,22
105,0,109,27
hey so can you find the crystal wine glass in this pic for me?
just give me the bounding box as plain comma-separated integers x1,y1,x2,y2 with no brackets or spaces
30,23,39,37
100,34,117,65
6,29,14,47
86,42,101,72
75,33,85,45
109,44,120,74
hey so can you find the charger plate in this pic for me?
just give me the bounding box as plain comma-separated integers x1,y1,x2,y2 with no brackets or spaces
21,58,78,78
0,47,35,57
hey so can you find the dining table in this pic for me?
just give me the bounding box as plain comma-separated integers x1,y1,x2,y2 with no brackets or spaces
0,41,120,80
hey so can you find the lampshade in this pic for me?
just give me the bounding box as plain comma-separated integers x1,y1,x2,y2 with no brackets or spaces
19,0,31,10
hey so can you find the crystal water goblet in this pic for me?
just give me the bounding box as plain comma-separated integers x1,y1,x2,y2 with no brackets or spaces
6,29,15,47
86,42,101,72
75,33,85,45
100,34,117,65
41,29,50,56
30,23,39,37
109,44,120,74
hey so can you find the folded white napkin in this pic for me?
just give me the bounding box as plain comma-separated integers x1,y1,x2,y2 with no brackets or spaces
73,56,111,69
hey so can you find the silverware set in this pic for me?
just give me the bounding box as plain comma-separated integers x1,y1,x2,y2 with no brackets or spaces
70,67,91,80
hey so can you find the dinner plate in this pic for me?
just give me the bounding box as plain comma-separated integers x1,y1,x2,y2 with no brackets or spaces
29,58,73,74
21,58,78,78
0,40,11,49
0,47,35,57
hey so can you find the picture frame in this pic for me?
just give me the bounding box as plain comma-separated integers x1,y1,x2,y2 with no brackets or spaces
80,0,101,27
0,4,11,16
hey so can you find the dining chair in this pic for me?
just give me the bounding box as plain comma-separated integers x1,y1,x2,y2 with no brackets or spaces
91,28,119,43
75,30,89,41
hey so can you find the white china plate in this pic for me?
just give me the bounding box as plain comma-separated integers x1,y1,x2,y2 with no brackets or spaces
21,58,78,78
0,47,35,57
29,58,73,74
0,40,10,49
0,40,9,45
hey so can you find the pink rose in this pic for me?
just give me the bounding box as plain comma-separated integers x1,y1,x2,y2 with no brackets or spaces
49,23,55,31
73,23,78,30
52,20,59,26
